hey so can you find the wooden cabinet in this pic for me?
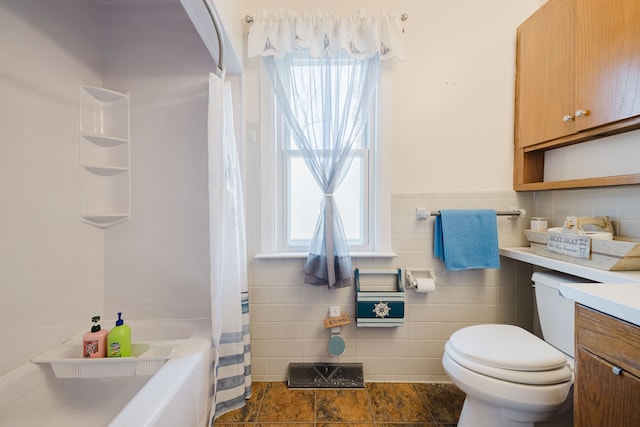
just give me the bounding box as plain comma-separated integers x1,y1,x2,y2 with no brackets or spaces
574,304,640,426
516,0,575,149
514,0,640,190
575,0,640,131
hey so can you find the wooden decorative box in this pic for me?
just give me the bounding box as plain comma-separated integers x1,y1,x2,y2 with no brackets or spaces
524,230,640,271
355,268,405,327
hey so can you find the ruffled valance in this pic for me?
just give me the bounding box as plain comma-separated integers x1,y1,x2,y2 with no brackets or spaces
247,10,405,60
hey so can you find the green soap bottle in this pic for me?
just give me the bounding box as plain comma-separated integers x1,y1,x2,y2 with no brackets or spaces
108,312,132,357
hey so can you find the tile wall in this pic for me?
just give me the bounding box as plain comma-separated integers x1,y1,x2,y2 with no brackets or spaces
247,191,536,382
534,185,640,239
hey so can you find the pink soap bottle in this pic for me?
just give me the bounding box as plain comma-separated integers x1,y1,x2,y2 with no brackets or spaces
82,316,108,358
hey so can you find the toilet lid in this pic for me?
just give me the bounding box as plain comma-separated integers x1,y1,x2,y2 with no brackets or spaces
447,324,571,383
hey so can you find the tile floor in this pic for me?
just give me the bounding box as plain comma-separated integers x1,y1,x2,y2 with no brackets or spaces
214,382,465,426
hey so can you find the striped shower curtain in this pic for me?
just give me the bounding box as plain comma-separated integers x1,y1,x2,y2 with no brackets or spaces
208,73,251,424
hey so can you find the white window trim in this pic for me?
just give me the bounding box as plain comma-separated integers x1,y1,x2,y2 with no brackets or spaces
256,61,395,259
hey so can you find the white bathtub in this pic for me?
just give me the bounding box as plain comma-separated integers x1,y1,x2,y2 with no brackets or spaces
0,318,213,427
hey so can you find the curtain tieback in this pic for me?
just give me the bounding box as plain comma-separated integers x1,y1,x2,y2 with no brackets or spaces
323,193,334,198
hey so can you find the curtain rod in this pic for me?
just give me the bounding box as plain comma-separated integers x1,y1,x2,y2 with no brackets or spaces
244,13,408,24
202,0,225,77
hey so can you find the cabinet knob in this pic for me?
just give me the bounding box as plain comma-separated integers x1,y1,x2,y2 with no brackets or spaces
612,366,623,376
562,114,574,122
575,109,590,117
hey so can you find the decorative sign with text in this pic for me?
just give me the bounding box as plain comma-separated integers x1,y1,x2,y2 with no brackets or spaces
323,314,351,329
547,233,591,258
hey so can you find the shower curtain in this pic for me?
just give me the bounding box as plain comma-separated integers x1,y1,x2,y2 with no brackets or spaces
208,73,251,423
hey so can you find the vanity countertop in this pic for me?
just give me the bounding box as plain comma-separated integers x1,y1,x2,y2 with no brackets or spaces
500,246,640,284
559,282,640,327
501,246,640,326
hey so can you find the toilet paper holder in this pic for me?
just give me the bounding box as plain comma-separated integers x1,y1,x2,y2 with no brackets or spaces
405,268,436,289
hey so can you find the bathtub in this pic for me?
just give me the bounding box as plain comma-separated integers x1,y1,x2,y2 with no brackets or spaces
0,318,213,427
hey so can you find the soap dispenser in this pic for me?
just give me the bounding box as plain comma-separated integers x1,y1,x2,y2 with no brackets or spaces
108,312,132,357
82,315,108,358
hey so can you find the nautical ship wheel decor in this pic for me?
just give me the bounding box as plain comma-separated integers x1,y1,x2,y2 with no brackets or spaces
372,301,391,318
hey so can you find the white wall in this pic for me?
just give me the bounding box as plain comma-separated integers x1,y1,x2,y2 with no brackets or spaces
240,0,640,382
99,2,214,320
244,0,541,192
5,0,638,387
0,0,105,377
0,0,217,378
242,0,541,381
248,192,535,382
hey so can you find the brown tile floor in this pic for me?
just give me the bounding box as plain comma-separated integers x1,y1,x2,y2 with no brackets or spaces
214,382,465,426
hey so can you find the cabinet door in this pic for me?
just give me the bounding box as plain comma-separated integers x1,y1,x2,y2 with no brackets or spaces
575,0,640,131
516,0,575,148
575,348,640,426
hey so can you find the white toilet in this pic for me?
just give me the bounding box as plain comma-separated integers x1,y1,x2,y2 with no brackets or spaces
442,271,579,427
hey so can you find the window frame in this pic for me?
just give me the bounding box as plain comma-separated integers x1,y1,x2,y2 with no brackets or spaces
257,61,394,258
278,110,373,251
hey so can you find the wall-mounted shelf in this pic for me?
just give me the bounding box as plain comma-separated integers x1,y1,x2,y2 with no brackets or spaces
79,84,131,228
81,165,129,176
83,134,128,147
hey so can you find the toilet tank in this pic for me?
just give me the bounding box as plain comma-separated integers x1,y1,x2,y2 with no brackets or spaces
532,271,590,358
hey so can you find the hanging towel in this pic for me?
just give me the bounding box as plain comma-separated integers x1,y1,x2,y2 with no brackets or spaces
434,209,500,271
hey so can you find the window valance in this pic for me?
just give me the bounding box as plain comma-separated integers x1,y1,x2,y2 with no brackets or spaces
247,10,406,60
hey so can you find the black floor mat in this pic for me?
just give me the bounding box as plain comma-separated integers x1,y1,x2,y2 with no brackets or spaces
287,362,364,388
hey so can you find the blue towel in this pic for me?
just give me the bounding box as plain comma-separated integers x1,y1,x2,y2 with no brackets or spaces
434,209,500,271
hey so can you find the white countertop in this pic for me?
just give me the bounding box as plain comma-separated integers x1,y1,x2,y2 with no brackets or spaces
501,246,640,326
500,246,640,284
559,283,640,327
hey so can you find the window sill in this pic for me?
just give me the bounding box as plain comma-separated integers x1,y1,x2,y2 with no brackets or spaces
254,251,397,260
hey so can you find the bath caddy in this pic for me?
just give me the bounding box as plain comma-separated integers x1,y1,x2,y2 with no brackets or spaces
524,230,640,271
32,341,180,378
355,268,405,327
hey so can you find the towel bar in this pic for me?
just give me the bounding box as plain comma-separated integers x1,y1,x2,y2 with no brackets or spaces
416,208,526,220
431,209,525,217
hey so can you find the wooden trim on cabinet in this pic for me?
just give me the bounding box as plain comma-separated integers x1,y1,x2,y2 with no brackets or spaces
514,115,640,191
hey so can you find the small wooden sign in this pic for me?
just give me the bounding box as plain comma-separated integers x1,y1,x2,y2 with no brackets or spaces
547,232,591,258
323,314,351,329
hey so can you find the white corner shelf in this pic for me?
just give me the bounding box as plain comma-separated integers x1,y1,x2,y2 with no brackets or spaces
82,134,128,148
82,85,129,103
32,341,180,378
81,165,129,176
81,214,131,227
79,84,131,228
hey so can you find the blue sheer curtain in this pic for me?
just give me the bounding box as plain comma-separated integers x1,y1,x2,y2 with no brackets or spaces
263,50,381,288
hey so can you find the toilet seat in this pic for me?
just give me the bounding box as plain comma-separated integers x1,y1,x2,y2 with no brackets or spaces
446,325,572,385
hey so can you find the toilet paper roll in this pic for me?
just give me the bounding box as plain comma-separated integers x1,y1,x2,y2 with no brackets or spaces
414,277,436,293
530,217,548,231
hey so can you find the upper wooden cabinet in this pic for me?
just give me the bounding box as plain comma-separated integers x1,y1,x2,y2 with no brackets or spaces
514,0,640,190
576,0,640,131
516,0,575,148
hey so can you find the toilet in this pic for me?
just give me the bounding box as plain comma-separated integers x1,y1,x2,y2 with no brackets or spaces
442,271,579,427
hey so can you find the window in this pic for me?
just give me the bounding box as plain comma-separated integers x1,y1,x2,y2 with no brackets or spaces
277,89,373,251
258,62,392,257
